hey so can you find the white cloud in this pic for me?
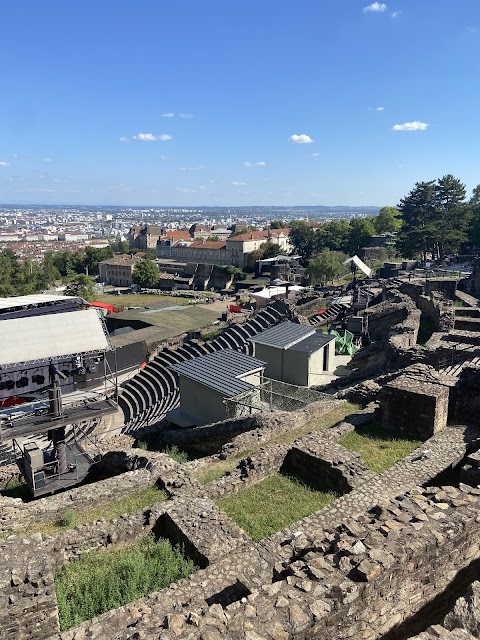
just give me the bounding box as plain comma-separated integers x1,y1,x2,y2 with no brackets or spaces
363,2,388,12
199,185,207,190
232,181,248,186
132,133,173,141
161,112,175,117
243,161,267,167
392,121,429,131
160,155,168,160
40,157,54,163
176,188,196,192
177,166,203,172
0,161,10,167
391,11,402,18
312,153,320,157
376,106,385,111
289,134,313,144
179,113,193,119
119,136,131,142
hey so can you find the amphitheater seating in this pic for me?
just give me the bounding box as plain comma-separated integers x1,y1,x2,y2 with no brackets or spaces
118,299,291,432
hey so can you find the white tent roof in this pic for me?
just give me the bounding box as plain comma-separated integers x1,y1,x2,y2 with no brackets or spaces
0,308,110,365
250,285,304,300
343,255,372,278
0,294,84,310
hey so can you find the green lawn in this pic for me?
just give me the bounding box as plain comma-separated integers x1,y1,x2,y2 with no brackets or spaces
217,473,338,541
194,403,361,485
28,485,168,536
338,422,421,473
93,293,192,309
55,534,196,631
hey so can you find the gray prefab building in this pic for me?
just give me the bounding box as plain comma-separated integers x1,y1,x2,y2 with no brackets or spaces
167,349,266,426
250,321,335,387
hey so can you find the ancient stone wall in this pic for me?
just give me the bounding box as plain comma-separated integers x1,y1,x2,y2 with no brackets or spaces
283,439,373,493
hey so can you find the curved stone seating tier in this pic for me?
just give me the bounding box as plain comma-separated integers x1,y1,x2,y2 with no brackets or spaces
117,301,290,431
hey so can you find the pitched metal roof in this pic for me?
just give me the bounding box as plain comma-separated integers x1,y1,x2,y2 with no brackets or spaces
170,349,266,397
287,331,335,353
250,321,315,349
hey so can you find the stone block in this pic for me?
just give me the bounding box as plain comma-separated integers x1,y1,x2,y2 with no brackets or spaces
380,377,449,440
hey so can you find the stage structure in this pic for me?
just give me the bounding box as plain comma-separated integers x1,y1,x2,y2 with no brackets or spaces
0,295,118,497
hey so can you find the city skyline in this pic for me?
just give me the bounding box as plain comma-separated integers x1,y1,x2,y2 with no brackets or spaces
1,0,479,207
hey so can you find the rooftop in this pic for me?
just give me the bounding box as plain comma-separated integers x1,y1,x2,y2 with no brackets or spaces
249,321,315,349
227,228,291,242
170,349,266,397
288,331,335,353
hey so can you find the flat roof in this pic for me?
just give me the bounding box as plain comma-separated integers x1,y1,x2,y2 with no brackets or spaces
288,331,335,354
250,321,315,349
0,308,110,365
170,349,266,397
0,294,84,311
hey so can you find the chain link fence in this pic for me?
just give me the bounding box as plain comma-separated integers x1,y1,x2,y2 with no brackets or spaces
224,378,331,418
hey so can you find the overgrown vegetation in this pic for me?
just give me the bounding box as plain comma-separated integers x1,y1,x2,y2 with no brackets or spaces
338,422,421,473
55,534,197,631
136,443,189,464
195,449,254,485
28,485,167,536
217,473,338,541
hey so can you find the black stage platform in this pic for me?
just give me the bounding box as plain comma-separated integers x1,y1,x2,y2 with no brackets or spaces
0,399,117,441
16,441,99,497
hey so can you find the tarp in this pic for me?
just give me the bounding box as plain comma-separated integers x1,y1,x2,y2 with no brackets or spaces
0,308,110,365
91,301,116,314
343,255,372,278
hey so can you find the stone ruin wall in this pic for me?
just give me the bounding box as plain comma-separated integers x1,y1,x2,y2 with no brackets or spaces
3,282,480,640
1,387,480,640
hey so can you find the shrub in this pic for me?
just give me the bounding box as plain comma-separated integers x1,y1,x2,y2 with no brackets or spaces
56,510,76,528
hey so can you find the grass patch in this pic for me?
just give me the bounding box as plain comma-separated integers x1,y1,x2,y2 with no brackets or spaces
193,404,360,485
137,442,190,464
55,533,197,631
93,293,192,309
338,422,421,473
28,485,167,536
417,315,436,345
195,449,254,485
269,402,361,446
217,473,338,541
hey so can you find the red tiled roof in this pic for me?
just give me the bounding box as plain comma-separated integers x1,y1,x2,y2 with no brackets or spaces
163,230,192,241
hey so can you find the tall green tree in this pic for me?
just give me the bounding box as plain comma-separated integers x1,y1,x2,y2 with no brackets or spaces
305,250,347,284
64,274,97,302
83,246,114,276
433,174,467,260
132,258,159,288
375,207,402,234
289,221,317,262
398,181,437,261
398,177,467,261
316,219,350,253
467,184,480,248
346,218,375,254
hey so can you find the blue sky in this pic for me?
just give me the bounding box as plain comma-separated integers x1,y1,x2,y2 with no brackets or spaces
1,0,479,207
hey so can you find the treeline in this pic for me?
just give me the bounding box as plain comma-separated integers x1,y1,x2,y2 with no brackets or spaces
397,175,480,261
0,245,114,297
